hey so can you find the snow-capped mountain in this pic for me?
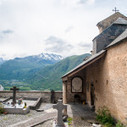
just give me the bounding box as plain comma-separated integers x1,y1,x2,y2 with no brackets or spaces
31,53,63,63
37,53,63,61
16,52,64,65
0,53,63,81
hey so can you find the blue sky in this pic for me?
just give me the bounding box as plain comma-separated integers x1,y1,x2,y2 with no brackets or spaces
0,0,127,59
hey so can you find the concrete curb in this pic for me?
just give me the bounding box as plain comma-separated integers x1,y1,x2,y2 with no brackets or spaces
30,97,42,110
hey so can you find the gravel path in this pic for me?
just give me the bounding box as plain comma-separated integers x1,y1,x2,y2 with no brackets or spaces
0,110,43,127
0,103,97,127
9,112,56,127
0,103,49,127
35,120,53,127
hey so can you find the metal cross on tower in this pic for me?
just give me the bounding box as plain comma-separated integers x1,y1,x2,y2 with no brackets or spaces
112,7,119,13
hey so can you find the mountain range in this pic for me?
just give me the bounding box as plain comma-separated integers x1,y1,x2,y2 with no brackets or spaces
0,53,91,91
0,58,5,65
0,53,63,80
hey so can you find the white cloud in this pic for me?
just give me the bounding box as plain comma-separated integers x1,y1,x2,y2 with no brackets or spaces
65,26,74,33
45,36,73,56
86,0,95,5
0,0,126,59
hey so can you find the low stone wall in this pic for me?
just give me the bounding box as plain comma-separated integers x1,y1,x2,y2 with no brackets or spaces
0,91,62,103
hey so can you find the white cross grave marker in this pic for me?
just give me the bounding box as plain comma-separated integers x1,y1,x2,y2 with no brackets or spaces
53,100,67,127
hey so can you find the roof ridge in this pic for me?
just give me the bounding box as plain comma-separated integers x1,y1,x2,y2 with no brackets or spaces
97,12,126,26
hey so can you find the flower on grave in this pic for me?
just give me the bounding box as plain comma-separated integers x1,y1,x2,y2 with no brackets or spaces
23,102,27,108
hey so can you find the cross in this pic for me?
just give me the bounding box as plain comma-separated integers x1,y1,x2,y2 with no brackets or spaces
53,100,67,127
112,7,119,13
10,86,19,105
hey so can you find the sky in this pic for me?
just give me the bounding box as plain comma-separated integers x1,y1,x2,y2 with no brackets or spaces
0,0,127,60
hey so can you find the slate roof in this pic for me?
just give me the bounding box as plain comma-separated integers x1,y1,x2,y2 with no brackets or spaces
107,28,127,48
93,17,127,41
113,17,127,25
62,50,106,78
62,28,127,78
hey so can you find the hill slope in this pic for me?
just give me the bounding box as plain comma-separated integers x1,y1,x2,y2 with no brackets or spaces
0,53,91,90
0,53,62,80
0,58,5,65
25,53,91,90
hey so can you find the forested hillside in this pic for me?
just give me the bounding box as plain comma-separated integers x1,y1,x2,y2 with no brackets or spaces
0,53,91,91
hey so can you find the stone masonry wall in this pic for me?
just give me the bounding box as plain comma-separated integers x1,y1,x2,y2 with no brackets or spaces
85,39,127,124
0,91,62,103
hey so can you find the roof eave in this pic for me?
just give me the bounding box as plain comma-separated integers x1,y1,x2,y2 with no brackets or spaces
62,50,106,79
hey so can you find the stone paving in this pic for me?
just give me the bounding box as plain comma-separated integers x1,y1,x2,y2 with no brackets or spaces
68,104,97,127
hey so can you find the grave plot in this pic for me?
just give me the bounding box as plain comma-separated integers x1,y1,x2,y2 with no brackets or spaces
1,86,42,114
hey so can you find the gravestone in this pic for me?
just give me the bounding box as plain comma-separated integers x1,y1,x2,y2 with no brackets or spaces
10,86,19,105
53,100,67,127
51,90,55,103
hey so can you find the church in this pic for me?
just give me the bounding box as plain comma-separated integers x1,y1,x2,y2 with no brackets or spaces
62,12,127,124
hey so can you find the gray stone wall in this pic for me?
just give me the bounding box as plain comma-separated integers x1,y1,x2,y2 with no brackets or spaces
0,91,62,103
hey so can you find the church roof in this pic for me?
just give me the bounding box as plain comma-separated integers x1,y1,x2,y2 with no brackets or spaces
93,17,127,42
97,12,127,31
62,13,127,79
113,17,127,25
93,18,127,42
62,28,127,79
107,29,127,48
62,50,106,78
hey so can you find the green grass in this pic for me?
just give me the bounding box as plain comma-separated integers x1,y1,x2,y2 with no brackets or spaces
96,106,115,127
67,117,73,126
116,121,126,127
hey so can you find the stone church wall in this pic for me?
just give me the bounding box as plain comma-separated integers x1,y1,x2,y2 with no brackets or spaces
85,39,127,124
0,91,62,103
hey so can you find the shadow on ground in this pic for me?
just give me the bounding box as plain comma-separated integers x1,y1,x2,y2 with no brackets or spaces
69,104,97,127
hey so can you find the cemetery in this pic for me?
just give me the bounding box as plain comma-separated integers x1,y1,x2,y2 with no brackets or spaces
0,6,127,127
0,87,97,127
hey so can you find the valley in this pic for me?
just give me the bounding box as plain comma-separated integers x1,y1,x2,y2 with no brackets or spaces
0,53,91,91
